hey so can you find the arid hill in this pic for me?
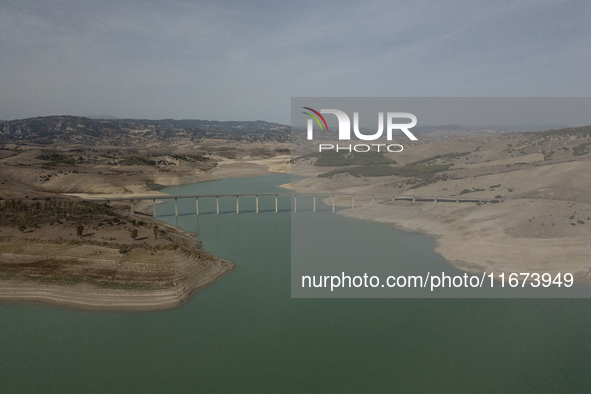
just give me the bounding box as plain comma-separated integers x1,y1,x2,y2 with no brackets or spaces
0,115,291,310
292,124,591,286
0,115,291,199
0,116,290,145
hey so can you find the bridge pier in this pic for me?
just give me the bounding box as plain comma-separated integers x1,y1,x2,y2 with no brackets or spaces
84,193,489,216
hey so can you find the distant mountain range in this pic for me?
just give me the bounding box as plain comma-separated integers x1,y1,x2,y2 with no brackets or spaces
0,116,290,145
0,115,581,145
85,115,121,120
410,124,571,138
292,123,574,140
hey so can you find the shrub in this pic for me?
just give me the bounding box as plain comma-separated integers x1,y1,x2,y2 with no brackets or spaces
76,223,84,238
573,143,591,156
305,151,396,167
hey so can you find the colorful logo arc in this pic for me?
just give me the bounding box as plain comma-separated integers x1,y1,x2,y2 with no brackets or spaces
302,107,329,132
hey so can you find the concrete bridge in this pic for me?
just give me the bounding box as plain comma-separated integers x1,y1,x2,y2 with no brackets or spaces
82,193,499,218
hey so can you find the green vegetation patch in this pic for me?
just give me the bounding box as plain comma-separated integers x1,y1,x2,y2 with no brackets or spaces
0,199,142,232
543,150,556,160
169,154,207,162
405,152,470,167
296,151,396,167
407,174,449,190
443,152,471,159
537,125,591,140
318,164,450,179
117,156,153,166
459,188,485,195
572,143,591,157
37,151,77,166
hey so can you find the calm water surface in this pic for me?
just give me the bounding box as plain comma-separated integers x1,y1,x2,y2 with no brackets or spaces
1,174,590,393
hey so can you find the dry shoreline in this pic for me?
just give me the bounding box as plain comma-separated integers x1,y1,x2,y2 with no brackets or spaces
3,151,590,310
290,133,591,287
216,162,591,287
0,214,235,312
1,156,290,311
333,198,591,286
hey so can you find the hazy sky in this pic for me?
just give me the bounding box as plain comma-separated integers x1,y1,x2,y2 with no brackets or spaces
1,0,589,124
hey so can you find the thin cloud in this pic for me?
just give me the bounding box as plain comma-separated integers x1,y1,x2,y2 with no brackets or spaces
0,0,589,123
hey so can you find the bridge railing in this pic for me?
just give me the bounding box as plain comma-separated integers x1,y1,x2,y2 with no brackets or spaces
82,193,500,217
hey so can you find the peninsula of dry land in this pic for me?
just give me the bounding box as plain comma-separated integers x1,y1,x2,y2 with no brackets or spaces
0,116,290,310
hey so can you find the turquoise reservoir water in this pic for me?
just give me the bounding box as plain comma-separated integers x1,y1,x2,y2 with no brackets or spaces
1,174,590,393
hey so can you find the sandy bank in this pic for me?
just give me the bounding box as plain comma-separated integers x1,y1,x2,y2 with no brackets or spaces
212,155,291,177
334,198,591,286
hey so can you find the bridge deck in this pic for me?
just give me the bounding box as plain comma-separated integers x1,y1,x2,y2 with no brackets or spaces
83,193,496,203
79,193,500,216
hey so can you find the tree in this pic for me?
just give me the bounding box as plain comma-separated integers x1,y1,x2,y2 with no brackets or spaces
76,223,84,238
153,225,159,239
130,228,138,240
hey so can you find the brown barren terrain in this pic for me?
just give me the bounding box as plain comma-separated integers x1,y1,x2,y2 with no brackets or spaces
292,125,591,285
0,116,290,310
